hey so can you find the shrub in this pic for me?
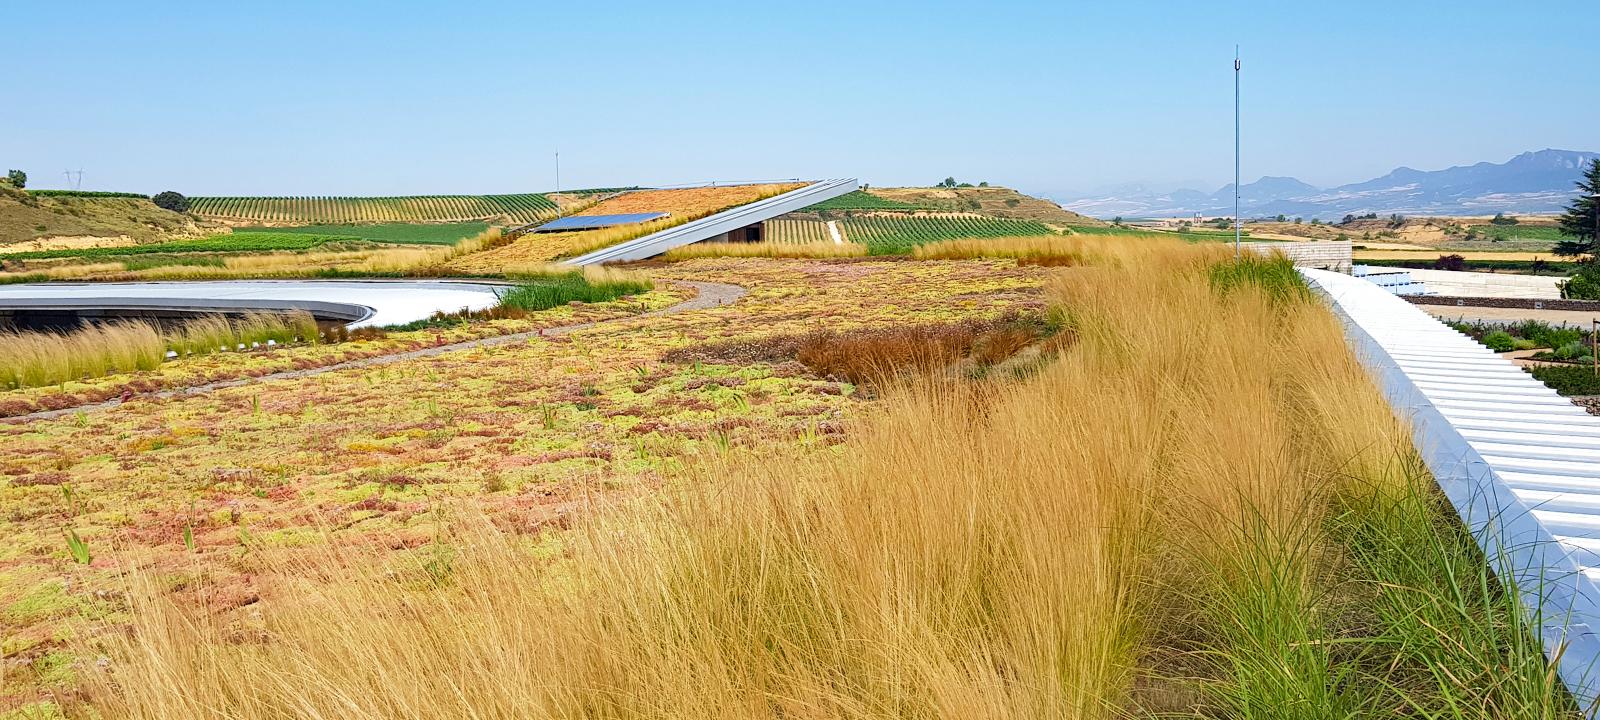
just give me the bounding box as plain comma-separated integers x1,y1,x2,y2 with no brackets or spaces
1433,254,1466,271
6,169,25,188
27,190,148,199
1561,262,1600,300
1512,320,1582,349
151,191,189,213
1529,364,1600,395
1555,341,1590,361
1480,330,1516,352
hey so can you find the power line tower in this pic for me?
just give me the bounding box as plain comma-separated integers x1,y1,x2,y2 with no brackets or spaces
62,169,84,190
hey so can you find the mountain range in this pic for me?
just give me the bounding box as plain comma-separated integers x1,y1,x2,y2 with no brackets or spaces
1055,149,1597,219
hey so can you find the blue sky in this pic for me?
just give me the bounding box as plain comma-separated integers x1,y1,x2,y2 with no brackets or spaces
9,0,1597,199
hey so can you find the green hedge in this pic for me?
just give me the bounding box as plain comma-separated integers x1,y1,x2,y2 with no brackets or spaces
1528,365,1600,395
26,190,149,199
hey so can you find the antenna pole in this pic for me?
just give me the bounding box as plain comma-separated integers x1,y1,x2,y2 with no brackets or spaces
1234,46,1242,260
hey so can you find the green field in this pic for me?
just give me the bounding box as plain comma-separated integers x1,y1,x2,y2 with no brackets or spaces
0,233,367,261
1065,224,1175,239
1465,224,1567,241
189,194,558,224
234,222,486,245
1434,224,1569,252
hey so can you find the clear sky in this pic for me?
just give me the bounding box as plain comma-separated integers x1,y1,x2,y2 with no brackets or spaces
9,0,1597,199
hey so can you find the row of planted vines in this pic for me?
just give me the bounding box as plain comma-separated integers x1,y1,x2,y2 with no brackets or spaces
764,218,837,245
188,194,559,224
767,212,1054,254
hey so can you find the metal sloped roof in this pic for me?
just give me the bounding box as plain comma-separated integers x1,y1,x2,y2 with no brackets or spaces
567,179,858,265
532,212,670,233
1303,267,1600,706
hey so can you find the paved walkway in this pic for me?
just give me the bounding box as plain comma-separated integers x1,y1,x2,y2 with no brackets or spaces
5,281,746,424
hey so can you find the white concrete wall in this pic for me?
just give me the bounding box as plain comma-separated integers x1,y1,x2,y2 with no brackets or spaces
1404,268,1562,299
1244,240,1352,272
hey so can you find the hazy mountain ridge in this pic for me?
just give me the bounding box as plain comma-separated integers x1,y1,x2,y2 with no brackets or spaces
1056,149,1598,219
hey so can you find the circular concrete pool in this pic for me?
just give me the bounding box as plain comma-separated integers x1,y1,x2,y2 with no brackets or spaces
0,280,506,330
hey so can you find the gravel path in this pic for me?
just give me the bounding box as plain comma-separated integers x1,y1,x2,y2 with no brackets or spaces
1423,305,1600,326
6,281,746,424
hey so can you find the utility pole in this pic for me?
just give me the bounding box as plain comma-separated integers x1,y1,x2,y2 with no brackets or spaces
1234,46,1242,260
555,149,562,217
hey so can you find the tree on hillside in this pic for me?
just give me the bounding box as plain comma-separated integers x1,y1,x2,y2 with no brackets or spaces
978,181,990,187
1490,212,1519,225
1554,159,1600,258
152,191,189,213
938,177,957,188
5,170,24,188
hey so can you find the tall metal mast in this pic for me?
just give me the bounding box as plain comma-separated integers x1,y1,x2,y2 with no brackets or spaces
1234,46,1242,259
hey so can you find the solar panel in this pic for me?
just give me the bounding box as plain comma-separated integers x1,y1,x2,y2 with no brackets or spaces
531,212,670,233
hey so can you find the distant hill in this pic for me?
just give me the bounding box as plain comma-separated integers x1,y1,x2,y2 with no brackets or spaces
1058,149,1598,220
863,186,1104,226
0,185,222,247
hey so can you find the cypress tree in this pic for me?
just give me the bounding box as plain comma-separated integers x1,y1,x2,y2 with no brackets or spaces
1553,158,1600,257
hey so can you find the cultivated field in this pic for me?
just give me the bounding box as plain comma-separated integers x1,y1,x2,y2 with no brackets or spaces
767,212,1054,254
189,194,561,225
232,222,489,245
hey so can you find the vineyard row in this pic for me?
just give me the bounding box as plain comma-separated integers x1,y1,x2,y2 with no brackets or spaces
188,194,559,224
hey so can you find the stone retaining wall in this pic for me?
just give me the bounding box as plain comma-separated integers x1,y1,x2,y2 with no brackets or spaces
1406,295,1600,312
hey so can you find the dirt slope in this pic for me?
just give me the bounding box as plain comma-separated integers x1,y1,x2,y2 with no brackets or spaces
0,186,222,247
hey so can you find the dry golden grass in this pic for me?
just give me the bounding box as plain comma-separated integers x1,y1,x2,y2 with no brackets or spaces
912,236,1086,264
498,261,652,288
576,183,803,217
664,241,869,259
0,235,142,254
0,311,319,390
0,262,130,283
0,321,163,389
78,242,1507,718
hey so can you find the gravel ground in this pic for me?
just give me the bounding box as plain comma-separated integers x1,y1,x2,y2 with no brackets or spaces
1571,396,1600,416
